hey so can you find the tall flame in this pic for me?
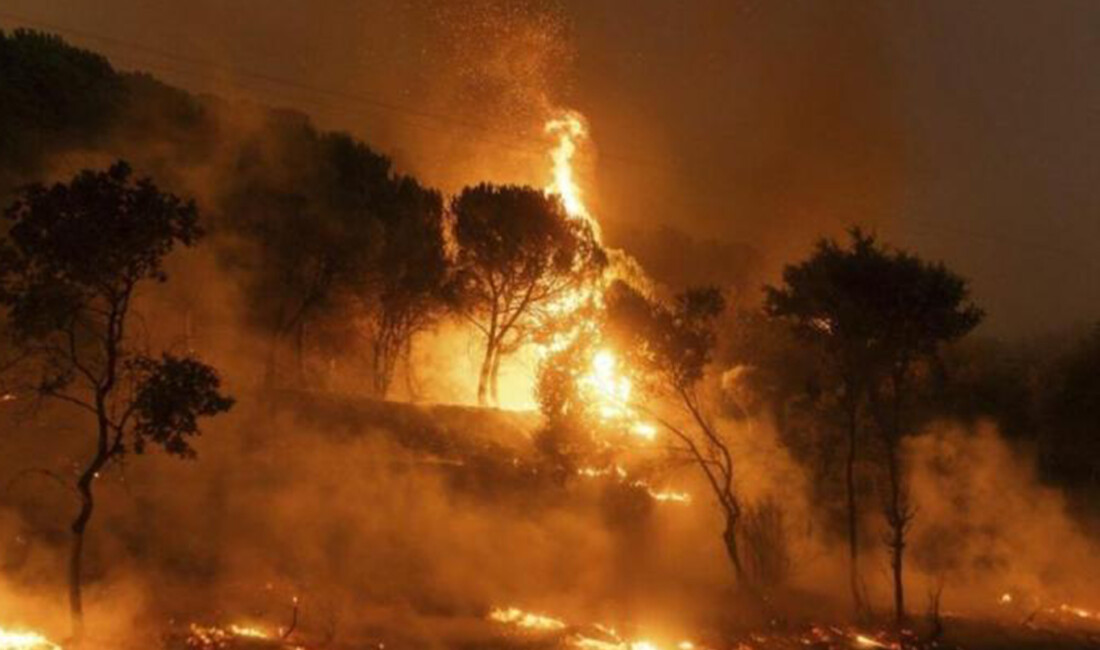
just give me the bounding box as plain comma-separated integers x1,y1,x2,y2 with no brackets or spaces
545,112,600,239
540,109,656,441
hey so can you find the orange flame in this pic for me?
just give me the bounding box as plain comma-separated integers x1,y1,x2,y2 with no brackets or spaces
540,110,657,438
0,627,61,650
545,111,598,238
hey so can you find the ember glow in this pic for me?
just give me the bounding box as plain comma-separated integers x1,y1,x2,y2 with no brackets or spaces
488,606,567,631
0,628,60,650
1058,603,1100,621
852,634,890,649
186,623,278,649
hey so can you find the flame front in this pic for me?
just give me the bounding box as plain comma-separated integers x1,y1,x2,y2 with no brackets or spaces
540,110,656,439
489,606,567,631
0,627,61,650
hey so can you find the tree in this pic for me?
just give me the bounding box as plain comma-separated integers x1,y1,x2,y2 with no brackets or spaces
361,176,449,397
0,161,234,636
860,238,982,624
602,281,764,592
764,229,890,615
221,125,385,386
766,228,981,623
533,320,607,484
1037,325,1100,494
451,184,605,406
0,30,123,195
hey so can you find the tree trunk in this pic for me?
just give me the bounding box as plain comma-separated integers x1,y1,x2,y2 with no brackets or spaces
69,450,105,640
844,398,865,616
477,342,495,406
885,436,907,626
69,488,92,639
890,516,905,626
722,515,748,588
880,371,910,626
489,348,502,406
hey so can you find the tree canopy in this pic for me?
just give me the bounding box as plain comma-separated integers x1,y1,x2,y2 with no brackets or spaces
0,160,233,634
451,183,606,405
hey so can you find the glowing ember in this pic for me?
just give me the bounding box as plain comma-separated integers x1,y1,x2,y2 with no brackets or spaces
575,464,690,506
573,637,624,650
488,607,567,631
644,488,692,504
228,624,270,639
999,592,1013,604
852,634,890,649
0,628,60,650
186,622,275,649
1058,603,1099,620
571,634,690,650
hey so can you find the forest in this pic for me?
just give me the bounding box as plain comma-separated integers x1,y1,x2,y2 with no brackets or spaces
0,27,1098,650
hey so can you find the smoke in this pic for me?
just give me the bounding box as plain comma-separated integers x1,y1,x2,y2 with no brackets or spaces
1,5,1098,649
905,422,1100,614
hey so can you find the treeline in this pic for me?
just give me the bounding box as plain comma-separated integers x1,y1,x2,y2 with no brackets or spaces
0,29,613,401
4,28,1100,627
4,28,1097,501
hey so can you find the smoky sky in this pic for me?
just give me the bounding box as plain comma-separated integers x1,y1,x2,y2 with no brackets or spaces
1,0,1097,336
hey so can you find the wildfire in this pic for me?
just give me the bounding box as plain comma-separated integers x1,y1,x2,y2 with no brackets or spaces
0,628,60,650
575,464,691,506
852,634,890,649
1058,603,1100,621
545,112,596,234
487,607,700,650
185,622,283,649
539,112,659,439
488,607,567,631
583,349,631,416
572,633,696,650
645,488,691,504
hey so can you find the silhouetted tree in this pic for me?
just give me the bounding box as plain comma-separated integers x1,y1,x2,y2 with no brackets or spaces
222,126,386,385
603,281,763,592
361,177,449,397
764,229,890,615
1038,325,1100,493
861,237,981,624
0,30,123,195
451,184,605,406
767,228,981,624
0,162,234,636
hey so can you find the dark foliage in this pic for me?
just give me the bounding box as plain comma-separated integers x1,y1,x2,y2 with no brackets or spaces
451,183,606,405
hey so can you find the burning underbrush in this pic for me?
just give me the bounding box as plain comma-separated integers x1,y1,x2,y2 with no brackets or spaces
2,393,1100,650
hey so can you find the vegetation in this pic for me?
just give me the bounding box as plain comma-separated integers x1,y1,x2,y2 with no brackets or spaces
451,184,605,406
766,229,982,623
2,28,1100,647
0,161,234,635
